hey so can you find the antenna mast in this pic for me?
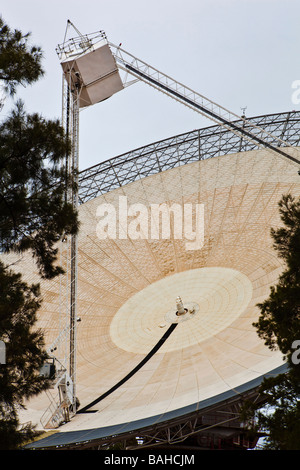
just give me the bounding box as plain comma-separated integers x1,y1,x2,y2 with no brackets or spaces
40,22,124,429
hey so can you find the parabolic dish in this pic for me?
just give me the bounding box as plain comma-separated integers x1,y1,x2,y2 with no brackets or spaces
5,112,300,447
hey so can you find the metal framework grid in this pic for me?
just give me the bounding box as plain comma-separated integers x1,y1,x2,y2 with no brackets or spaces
78,110,300,204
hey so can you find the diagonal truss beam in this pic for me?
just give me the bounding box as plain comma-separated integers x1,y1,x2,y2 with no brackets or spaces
109,42,300,166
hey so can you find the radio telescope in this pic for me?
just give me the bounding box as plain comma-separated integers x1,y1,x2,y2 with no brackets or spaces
5,23,300,449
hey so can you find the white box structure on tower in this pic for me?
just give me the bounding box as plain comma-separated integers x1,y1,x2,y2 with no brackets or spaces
59,35,124,108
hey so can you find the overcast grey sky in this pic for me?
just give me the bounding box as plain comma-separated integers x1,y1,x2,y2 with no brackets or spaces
1,0,300,170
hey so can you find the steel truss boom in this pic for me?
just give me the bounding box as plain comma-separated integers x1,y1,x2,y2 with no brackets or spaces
109,42,300,166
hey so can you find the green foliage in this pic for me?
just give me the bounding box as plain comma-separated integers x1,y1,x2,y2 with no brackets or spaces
242,372,300,450
256,374,300,450
0,17,79,448
0,16,43,95
0,261,49,449
253,194,300,365
244,194,300,449
0,99,78,279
